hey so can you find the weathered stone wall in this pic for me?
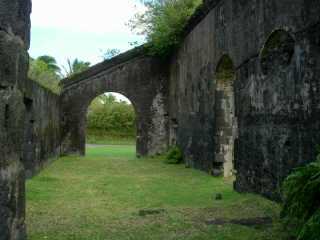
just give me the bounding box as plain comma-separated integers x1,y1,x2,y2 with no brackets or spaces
1,1,320,238
59,0,320,199
60,48,169,157
0,0,61,236
0,0,31,239
169,0,320,199
22,79,61,178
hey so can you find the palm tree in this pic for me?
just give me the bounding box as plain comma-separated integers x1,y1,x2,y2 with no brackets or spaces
63,58,91,77
37,55,61,74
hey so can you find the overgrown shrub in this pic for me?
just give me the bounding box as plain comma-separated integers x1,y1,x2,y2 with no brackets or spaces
164,145,183,164
281,153,320,240
128,0,201,57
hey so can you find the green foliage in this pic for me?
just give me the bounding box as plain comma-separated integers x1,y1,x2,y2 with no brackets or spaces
28,57,61,94
87,94,136,140
37,55,61,74
63,58,91,77
128,0,201,57
102,48,121,60
281,154,320,240
164,145,183,164
298,209,320,240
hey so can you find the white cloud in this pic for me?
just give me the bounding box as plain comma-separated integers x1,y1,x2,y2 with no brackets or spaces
31,0,145,34
30,0,147,66
30,1,146,100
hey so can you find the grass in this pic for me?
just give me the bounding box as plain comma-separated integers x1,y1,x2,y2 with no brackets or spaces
86,130,135,145
26,145,289,240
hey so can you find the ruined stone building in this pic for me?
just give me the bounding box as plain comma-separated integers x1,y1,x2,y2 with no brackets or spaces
1,0,319,239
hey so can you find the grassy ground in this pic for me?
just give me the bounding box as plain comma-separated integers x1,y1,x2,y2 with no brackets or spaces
26,145,288,240
86,130,135,145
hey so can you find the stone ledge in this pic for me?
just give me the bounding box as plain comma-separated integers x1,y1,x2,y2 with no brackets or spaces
60,45,147,88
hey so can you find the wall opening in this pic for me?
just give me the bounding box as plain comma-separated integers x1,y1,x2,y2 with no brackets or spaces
85,92,136,153
214,55,236,177
260,29,295,75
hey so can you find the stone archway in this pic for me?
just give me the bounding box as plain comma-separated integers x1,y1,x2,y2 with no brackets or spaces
60,49,169,157
85,92,137,150
214,55,236,177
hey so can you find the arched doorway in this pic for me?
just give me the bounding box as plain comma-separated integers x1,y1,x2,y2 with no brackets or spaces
214,55,236,177
85,92,136,151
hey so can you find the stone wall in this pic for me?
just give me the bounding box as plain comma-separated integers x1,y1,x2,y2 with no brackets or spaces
1,1,320,239
60,48,169,157
169,0,320,199
58,0,320,199
0,1,61,238
22,79,61,178
0,0,31,239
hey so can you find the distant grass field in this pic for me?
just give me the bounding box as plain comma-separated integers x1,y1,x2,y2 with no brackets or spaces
26,146,289,240
86,130,135,145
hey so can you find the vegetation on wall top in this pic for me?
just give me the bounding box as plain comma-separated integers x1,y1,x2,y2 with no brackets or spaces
28,56,61,94
128,0,202,57
62,58,91,78
28,55,91,93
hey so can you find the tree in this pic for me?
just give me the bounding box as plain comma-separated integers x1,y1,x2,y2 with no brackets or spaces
128,0,201,57
88,94,117,114
63,58,91,77
87,94,136,138
101,49,121,60
37,55,61,74
28,57,61,93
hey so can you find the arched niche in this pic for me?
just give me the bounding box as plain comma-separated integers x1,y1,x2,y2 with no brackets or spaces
214,55,236,177
260,29,295,75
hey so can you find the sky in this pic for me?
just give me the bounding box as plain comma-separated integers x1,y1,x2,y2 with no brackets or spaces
29,0,146,102
30,0,145,68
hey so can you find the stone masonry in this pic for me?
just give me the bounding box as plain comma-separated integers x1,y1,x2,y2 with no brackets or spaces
1,0,320,238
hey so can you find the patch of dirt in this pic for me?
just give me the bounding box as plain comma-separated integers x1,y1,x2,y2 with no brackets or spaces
138,209,166,217
205,217,273,228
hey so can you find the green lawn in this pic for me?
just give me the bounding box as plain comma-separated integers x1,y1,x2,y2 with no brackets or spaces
86,130,135,145
26,145,288,240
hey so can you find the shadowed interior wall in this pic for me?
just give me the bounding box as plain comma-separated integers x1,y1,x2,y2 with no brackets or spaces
0,2,62,238
169,0,320,199
0,0,31,239
22,79,61,178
